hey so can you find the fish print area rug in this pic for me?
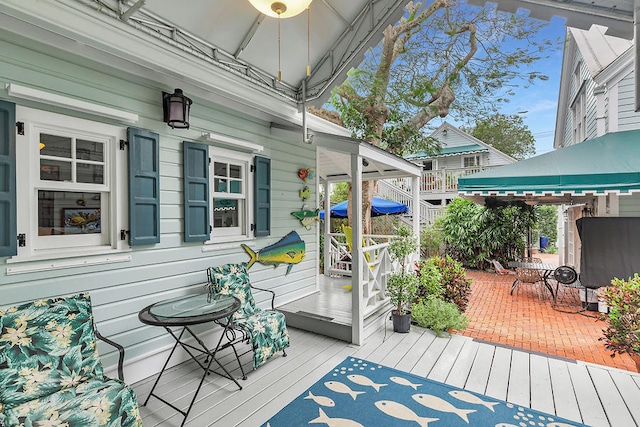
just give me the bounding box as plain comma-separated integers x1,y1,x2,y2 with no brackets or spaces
261,357,587,427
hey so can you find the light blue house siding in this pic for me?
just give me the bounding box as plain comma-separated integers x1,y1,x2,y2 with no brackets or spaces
0,30,318,382
617,72,638,131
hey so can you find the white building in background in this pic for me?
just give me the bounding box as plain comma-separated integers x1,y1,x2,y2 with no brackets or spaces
555,25,640,268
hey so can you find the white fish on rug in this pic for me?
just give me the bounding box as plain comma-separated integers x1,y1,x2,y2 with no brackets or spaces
390,376,422,390
309,408,365,427
346,374,387,392
324,381,366,400
495,424,520,427
374,400,439,427
304,391,335,407
547,423,582,427
449,390,500,412
412,393,477,423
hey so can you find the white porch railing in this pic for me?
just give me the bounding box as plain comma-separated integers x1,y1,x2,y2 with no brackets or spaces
327,233,396,315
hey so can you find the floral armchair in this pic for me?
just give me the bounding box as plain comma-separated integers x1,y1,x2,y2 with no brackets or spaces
207,263,290,377
0,294,141,427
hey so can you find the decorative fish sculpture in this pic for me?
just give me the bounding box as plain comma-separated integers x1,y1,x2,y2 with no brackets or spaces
324,381,365,400
309,408,364,427
304,391,335,407
299,186,311,201
412,394,476,423
291,208,319,229
346,374,387,392
374,401,439,427
448,390,500,412
390,376,422,390
241,231,305,275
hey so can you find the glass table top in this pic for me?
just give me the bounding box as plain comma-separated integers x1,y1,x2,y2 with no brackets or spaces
149,294,237,318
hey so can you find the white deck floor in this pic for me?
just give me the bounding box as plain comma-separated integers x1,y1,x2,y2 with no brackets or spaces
133,323,640,427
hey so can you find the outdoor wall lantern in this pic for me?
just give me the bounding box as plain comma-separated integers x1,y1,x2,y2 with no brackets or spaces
162,88,192,129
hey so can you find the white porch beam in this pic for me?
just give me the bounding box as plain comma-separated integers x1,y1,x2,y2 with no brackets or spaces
350,153,363,346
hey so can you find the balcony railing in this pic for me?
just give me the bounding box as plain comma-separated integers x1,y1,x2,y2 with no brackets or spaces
390,166,496,195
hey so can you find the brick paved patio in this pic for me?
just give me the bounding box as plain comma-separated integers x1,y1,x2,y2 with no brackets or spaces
461,266,637,372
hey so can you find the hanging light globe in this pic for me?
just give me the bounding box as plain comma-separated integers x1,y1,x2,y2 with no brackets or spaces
248,0,313,18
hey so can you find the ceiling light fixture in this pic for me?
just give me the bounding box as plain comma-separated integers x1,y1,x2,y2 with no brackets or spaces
248,0,313,81
247,0,312,18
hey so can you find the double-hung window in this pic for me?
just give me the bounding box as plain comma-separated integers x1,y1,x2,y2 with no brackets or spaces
13,107,127,260
463,155,480,168
211,150,250,239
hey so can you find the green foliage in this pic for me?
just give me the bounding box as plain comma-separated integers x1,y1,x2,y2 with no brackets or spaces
412,298,469,337
387,272,420,316
331,182,349,204
440,198,534,269
535,205,558,245
420,221,444,258
599,274,640,357
466,113,536,160
429,255,472,313
415,258,444,302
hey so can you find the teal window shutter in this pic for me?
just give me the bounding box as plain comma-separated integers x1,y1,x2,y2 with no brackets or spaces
0,101,16,257
183,141,210,242
254,155,271,237
127,127,160,246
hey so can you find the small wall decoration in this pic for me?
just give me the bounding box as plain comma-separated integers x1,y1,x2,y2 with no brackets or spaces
299,186,311,201
291,206,320,229
241,231,306,275
297,168,313,182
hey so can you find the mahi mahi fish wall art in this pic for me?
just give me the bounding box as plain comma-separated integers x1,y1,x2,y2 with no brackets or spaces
241,231,306,275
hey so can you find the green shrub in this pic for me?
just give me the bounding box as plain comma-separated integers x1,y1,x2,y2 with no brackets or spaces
433,255,472,313
599,274,640,358
415,258,443,302
439,198,534,269
416,255,472,313
412,298,469,337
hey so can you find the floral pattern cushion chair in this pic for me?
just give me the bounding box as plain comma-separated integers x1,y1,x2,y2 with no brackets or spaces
207,263,290,374
0,294,142,427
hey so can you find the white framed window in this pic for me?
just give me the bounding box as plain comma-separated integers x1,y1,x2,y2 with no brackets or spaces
571,62,587,144
463,155,480,168
12,107,127,261
209,147,253,241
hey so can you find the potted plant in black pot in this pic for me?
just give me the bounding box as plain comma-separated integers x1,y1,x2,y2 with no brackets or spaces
599,274,640,372
386,224,419,333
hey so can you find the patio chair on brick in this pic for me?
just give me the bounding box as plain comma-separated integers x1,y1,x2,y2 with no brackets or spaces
206,262,289,379
491,259,513,275
0,294,141,427
510,267,545,299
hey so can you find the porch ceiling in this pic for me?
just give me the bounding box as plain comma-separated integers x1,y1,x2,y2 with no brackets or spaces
4,0,635,111
56,0,408,106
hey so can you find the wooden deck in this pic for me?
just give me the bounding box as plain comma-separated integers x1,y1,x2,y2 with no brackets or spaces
133,324,640,426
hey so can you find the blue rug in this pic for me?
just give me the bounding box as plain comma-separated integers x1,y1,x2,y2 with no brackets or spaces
262,357,587,426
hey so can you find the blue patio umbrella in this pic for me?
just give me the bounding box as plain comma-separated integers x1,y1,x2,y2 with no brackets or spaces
319,197,408,219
